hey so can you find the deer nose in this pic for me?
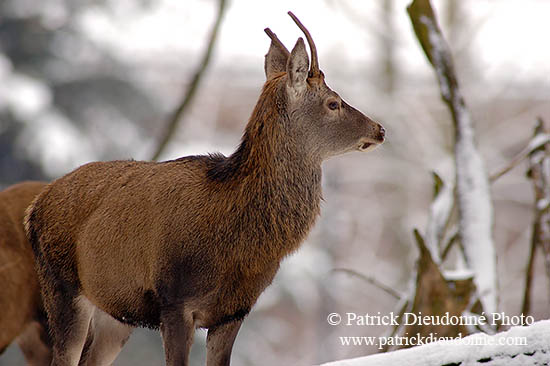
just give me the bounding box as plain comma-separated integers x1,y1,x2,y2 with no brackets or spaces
379,126,386,137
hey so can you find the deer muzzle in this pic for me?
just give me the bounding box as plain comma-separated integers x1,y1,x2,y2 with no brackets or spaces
358,121,385,152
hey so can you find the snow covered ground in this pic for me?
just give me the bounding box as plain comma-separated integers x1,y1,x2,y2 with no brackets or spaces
320,320,550,366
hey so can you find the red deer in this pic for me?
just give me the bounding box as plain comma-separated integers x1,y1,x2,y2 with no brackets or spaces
0,182,110,366
26,12,385,366
0,181,51,365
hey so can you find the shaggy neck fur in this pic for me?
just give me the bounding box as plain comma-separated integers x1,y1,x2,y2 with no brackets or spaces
206,74,323,259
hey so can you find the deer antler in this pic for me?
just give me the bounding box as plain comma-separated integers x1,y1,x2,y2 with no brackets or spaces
264,28,290,57
287,11,320,78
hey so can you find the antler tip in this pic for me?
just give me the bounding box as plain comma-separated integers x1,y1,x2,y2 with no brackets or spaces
286,11,320,75
287,11,299,23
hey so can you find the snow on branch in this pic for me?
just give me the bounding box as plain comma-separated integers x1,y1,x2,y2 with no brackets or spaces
407,0,498,316
490,131,550,182
318,320,550,366
424,172,454,264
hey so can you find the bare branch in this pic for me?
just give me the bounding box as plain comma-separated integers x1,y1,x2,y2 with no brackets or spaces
440,227,459,261
379,296,410,353
151,0,228,161
332,268,402,300
521,222,537,316
490,132,550,182
525,118,550,312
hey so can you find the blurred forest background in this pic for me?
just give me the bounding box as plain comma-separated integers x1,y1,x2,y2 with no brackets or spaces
1,0,549,365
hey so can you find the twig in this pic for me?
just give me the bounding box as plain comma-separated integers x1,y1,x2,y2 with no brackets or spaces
151,0,228,161
524,118,550,312
435,132,550,269
380,296,410,352
521,221,537,316
441,227,459,261
332,268,402,300
490,132,550,182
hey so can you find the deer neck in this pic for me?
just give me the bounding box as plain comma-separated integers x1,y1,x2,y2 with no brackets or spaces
211,77,323,193
234,81,322,195
233,128,322,258
209,83,323,258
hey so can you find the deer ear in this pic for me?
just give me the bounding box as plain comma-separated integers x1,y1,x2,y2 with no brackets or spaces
265,40,289,79
287,38,309,95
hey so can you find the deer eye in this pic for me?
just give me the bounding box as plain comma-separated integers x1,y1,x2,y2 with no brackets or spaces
327,101,340,110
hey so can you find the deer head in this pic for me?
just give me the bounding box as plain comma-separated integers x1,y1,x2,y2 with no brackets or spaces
263,12,385,162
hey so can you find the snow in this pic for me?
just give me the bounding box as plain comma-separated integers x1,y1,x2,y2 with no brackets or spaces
537,198,550,211
453,97,498,318
319,320,550,366
20,110,97,176
419,15,451,101
527,133,550,154
0,70,51,120
443,268,475,281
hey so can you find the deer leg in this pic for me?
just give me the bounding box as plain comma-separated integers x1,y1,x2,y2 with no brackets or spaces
206,320,243,366
78,307,133,366
15,320,52,366
47,295,94,366
159,307,194,366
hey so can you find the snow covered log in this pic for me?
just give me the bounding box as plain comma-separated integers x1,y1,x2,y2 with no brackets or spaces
407,0,498,317
319,320,550,366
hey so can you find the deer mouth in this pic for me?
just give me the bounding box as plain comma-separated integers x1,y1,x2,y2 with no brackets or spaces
358,129,385,152
360,142,373,150
358,140,380,152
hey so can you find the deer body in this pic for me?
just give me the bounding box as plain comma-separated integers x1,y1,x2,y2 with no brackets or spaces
43,135,320,330
27,13,384,366
0,181,51,366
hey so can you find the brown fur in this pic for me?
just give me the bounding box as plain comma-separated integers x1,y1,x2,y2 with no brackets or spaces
0,181,51,366
26,14,385,366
